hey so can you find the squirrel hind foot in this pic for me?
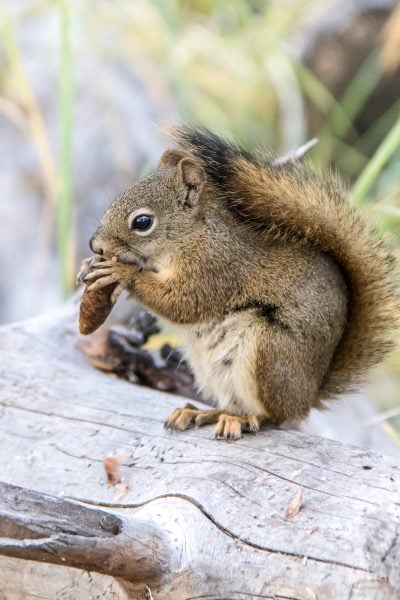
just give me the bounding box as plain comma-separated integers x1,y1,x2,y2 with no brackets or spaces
214,414,266,441
164,404,222,432
165,406,267,440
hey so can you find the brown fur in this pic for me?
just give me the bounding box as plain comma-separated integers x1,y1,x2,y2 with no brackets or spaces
85,127,398,437
171,127,398,400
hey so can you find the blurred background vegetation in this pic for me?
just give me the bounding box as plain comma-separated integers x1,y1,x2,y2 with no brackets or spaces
0,0,399,435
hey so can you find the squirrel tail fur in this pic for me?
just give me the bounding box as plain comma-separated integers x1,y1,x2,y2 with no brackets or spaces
170,126,398,398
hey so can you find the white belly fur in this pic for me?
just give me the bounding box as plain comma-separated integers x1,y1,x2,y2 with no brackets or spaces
167,312,266,416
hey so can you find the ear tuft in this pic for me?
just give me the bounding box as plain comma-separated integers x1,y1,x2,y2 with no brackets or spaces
178,158,206,208
158,148,185,169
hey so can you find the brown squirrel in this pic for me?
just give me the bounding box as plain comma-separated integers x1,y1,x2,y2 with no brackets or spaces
81,127,398,440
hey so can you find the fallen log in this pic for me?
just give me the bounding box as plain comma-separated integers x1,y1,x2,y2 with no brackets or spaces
0,301,399,599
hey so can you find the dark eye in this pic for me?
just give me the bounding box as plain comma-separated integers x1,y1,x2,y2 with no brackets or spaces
132,214,154,232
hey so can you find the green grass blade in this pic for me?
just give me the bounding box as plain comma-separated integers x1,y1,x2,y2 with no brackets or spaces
356,100,400,155
352,111,400,204
332,49,380,141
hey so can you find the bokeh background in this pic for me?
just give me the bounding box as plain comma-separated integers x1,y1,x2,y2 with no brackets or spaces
1,0,399,440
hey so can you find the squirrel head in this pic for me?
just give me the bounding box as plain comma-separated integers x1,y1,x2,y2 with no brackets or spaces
90,149,209,271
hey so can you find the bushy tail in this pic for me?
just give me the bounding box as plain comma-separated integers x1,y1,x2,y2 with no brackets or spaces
171,126,398,397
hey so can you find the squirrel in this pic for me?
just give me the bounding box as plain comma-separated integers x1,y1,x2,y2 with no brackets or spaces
81,126,398,440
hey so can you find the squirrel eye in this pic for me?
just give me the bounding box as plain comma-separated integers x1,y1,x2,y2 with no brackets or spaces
131,214,154,232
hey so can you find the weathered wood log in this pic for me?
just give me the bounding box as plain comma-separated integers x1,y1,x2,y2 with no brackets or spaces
0,482,169,582
0,300,399,599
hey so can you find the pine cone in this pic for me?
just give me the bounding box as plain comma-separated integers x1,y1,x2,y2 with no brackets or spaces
79,282,118,335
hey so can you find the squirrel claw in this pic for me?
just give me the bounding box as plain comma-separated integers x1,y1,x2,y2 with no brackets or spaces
76,257,95,285
164,404,222,432
87,273,119,292
110,283,125,304
76,255,111,285
214,414,264,441
164,403,199,431
83,267,116,282
214,414,243,440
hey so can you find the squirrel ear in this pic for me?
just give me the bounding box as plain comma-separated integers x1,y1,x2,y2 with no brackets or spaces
177,158,206,208
157,148,186,169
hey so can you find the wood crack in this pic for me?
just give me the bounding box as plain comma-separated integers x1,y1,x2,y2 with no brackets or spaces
71,492,371,573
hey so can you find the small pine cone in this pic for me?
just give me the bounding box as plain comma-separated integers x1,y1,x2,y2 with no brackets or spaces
79,282,118,335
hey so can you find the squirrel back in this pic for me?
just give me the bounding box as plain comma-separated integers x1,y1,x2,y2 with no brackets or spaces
169,126,398,399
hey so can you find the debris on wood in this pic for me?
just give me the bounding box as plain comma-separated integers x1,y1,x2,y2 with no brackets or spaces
284,488,304,520
272,138,318,166
103,456,121,485
77,305,202,402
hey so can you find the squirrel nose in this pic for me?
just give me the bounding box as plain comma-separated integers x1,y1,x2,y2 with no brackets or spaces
89,236,103,255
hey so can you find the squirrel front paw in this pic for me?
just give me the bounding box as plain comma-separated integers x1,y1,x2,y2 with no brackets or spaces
78,255,138,304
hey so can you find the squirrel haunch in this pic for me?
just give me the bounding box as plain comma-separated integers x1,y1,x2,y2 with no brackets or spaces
84,126,398,436
170,126,398,399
